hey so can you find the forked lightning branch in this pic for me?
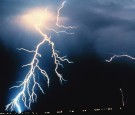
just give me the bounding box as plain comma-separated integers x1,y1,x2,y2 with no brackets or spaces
6,1,76,113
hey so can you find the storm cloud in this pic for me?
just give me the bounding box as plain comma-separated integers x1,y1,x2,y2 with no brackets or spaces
1,0,135,58
66,0,135,57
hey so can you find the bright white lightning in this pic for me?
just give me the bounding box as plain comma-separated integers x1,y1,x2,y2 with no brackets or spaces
6,1,75,113
106,54,135,62
56,1,76,29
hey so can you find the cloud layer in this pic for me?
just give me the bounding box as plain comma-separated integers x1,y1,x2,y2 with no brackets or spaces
1,0,135,58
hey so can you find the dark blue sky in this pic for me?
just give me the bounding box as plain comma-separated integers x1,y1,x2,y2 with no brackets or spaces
1,0,135,112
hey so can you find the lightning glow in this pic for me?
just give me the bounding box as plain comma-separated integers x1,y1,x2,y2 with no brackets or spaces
6,1,75,113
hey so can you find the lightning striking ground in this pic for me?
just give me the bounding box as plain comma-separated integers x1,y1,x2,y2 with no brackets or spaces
6,1,75,113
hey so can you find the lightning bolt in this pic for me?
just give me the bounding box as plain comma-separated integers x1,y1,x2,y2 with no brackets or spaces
56,1,76,29
106,54,134,108
120,88,125,107
106,54,135,63
6,1,75,113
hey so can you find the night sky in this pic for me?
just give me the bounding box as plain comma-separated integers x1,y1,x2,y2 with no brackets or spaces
1,0,135,112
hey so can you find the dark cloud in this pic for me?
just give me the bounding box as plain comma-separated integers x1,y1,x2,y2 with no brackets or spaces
64,0,135,57
1,0,135,57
